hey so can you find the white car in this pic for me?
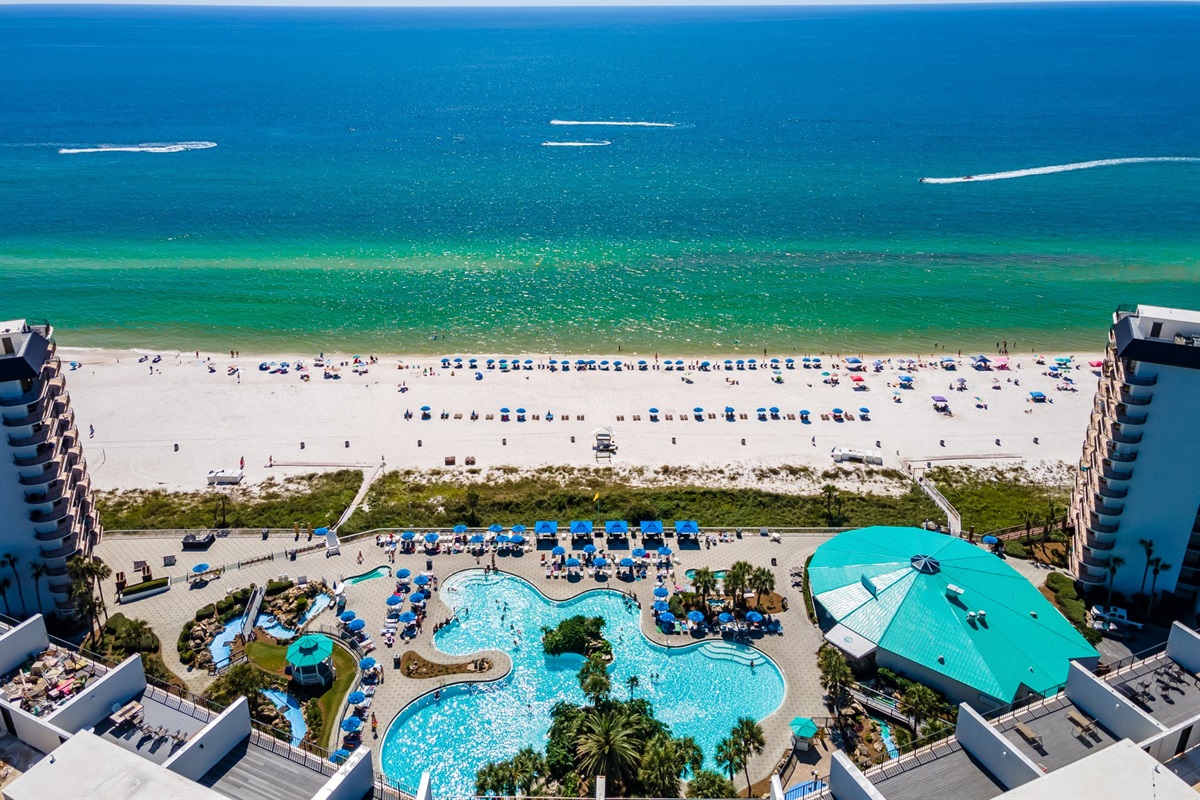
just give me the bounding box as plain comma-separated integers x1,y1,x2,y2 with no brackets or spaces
1091,605,1144,629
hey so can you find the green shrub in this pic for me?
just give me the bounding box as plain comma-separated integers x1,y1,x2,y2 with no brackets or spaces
234,587,253,602
219,608,241,624
1044,572,1103,645
121,577,169,596
1004,540,1028,559
542,615,606,657
180,649,195,664
295,596,310,613
265,580,294,596
195,604,216,621
216,597,234,614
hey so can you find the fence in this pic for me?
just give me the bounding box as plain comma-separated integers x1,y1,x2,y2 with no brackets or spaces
249,725,337,774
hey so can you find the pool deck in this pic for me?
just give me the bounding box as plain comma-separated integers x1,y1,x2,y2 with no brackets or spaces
93,528,1047,790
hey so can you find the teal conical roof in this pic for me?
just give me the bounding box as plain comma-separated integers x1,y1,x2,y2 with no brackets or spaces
809,527,1096,704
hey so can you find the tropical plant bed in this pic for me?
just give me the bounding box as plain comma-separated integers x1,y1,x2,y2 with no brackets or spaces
86,613,186,689
242,639,356,750
400,650,493,679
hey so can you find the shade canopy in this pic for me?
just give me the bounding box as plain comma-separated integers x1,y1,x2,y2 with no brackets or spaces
339,611,356,622
565,557,581,567
640,521,664,535
582,544,597,554
570,520,594,534
453,525,468,533
790,717,820,739
347,691,366,705
346,619,365,632
396,569,411,579
414,574,431,585
594,557,608,567
687,610,705,622
746,611,764,623
659,612,677,623
718,612,735,624
424,533,439,543
653,601,669,612
341,716,363,732
657,546,673,556
535,521,558,534
399,612,417,624
359,657,376,669
192,564,210,573
620,557,635,567
605,520,630,535
674,520,699,534
386,595,403,606
287,635,333,668
653,586,669,598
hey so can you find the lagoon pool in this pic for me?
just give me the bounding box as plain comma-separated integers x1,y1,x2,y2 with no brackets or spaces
380,570,785,796
684,569,728,581
261,688,307,747
347,566,391,584
258,594,333,640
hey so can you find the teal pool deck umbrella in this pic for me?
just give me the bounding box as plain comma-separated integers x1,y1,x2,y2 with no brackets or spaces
790,717,819,739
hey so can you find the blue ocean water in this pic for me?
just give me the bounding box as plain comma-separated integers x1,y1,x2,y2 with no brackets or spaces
0,4,1197,352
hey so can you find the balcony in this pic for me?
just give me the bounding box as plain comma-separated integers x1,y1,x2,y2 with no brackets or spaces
1097,482,1128,499
1080,552,1110,569
1121,372,1158,387
1084,532,1116,551
13,445,57,468
1119,390,1152,406
1116,410,1148,426
34,518,73,541
40,541,78,560
1094,501,1124,517
43,564,69,578
1087,515,1120,535
29,502,70,524
18,465,58,487
25,481,65,506
1106,450,1138,463
1078,571,1107,586
1107,431,1143,446
54,599,75,612
0,382,46,409
1100,464,1134,481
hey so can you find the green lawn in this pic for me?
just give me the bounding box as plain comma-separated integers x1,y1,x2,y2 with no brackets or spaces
244,638,357,751
244,640,289,673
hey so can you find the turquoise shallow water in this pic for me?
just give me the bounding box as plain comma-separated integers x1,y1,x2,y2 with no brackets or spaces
379,570,785,796
1,5,1197,353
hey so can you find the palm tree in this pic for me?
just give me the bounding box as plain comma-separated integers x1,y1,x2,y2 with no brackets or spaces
510,746,546,796
692,568,718,606
1106,555,1126,607
749,567,775,610
71,586,99,643
0,577,12,616
821,484,840,525
1138,539,1156,596
714,737,744,782
118,618,153,654
29,561,46,615
901,684,941,732
578,655,611,707
677,735,703,776
627,674,640,700
209,663,269,712
687,770,737,799
575,709,641,791
730,717,765,793
1147,558,1172,615
2,554,25,616
638,734,685,798
819,647,854,740
726,561,753,608
88,558,112,624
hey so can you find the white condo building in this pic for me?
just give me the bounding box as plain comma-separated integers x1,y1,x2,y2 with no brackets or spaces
1071,305,1200,608
0,320,100,619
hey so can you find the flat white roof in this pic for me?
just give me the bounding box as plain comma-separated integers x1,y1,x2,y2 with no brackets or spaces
824,622,878,659
1136,305,1200,325
4,732,227,800
998,739,1195,800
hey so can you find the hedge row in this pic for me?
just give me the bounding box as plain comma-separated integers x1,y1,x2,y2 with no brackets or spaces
1045,572,1102,645
121,577,170,596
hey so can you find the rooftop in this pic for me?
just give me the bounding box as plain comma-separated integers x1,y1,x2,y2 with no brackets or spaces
1103,651,1200,728
995,694,1119,772
808,527,1097,704
866,738,1005,800
92,687,214,765
196,734,334,800
997,738,1197,800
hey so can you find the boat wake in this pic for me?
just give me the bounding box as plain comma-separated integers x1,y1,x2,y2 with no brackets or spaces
550,120,675,128
541,140,612,147
920,157,1199,184
59,141,217,154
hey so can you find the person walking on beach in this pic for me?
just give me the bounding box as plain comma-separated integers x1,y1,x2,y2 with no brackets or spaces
89,424,94,438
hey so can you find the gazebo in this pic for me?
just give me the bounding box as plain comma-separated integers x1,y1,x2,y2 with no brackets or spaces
287,634,334,687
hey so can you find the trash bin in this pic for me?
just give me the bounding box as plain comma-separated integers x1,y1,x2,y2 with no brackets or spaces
393,653,401,670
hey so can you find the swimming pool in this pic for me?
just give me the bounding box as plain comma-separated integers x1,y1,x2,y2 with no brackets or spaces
261,688,307,747
347,566,390,584
208,594,334,662
380,570,785,796
685,568,729,581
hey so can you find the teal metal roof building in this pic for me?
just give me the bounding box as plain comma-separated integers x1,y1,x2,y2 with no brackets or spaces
809,526,1098,708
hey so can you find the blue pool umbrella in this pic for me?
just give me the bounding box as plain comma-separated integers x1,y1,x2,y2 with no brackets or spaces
347,691,366,705
640,521,664,535
414,574,431,585
420,406,431,412
511,525,527,534
396,568,411,579
746,611,764,623
453,524,468,533
424,533,439,543
341,716,363,732
359,657,377,669
657,546,673,556
409,592,426,603
469,534,485,544
800,409,810,416
632,548,647,558
400,531,415,541
981,535,1000,544
330,749,350,764
565,557,581,568
659,612,677,624
620,557,635,567
718,612,735,624
339,611,356,622
583,544,597,554
496,534,511,544
653,586,669,598
192,563,210,574
552,546,566,556
593,557,608,567
314,527,330,536
347,619,365,632
510,534,526,545
386,595,403,606
398,612,417,624
687,610,705,623
649,407,659,414
488,524,504,533
653,601,669,613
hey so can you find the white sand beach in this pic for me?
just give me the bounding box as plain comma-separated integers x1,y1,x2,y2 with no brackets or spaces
60,348,1100,493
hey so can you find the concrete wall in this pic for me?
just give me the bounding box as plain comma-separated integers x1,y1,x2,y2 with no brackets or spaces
877,650,1004,709
955,704,1042,788
828,751,886,800
1064,662,1165,742
1165,622,1200,672
0,615,49,676
4,702,71,755
164,697,251,781
1144,716,1200,762
309,745,374,800
46,654,145,733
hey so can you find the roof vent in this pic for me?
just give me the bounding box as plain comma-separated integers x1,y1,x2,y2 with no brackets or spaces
1030,611,1038,618
967,611,977,620
946,584,964,597
977,610,986,620
911,554,941,574
938,655,945,664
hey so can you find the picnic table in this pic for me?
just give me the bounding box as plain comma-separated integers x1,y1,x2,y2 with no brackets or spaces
1066,708,1094,734
109,700,143,727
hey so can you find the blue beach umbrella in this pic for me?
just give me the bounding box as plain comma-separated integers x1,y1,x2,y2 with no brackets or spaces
565,557,581,568
386,595,403,606
800,409,810,416
620,557,634,567
420,406,431,412
982,535,1000,545
510,534,526,545
192,563,210,574
693,407,703,414
496,534,511,544
632,548,647,558
424,533,439,543
347,691,366,705
583,544,597,554
314,527,330,536
649,407,659,414
860,407,870,414
593,557,607,567
687,610,705,623
453,524,468,534
339,611,356,622
400,531,415,541
719,612,735,624
488,524,504,533
659,612,677,624
653,586,669,598
399,612,417,624
770,406,780,414
469,534,485,544
746,611,764,623
832,408,844,415
359,657,377,669
657,546,673,556
653,601,670,613
347,619,366,632
552,546,566,556
414,574,431,586
341,716,363,732
511,525,527,534
396,568,411,579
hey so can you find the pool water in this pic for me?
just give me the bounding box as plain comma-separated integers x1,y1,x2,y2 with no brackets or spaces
261,688,308,747
347,566,391,584
380,571,785,796
684,569,728,581
208,594,334,662
872,716,900,760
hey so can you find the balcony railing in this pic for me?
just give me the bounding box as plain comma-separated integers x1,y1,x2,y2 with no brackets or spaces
18,465,58,487
1094,501,1124,517
1078,571,1107,586
1107,432,1143,446
1116,410,1148,426
1084,532,1116,551
1080,553,1110,569
29,502,70,524
43,564,69,578
40,542,79,560
1119,390,1152,406
1097,482,1128,499
0,381,47,409
1121,372,1158,387
25,481,65,506
1100,464,1134,481
34,520,72,542
1106,450,1138,463
1087,516,1120,535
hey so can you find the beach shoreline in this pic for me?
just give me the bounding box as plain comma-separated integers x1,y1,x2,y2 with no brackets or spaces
60,346,1100,495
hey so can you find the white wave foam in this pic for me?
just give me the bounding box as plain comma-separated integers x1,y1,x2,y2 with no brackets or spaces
541,141,612,147
550,119,675,128
58,141,217,155
920,157,1199,184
